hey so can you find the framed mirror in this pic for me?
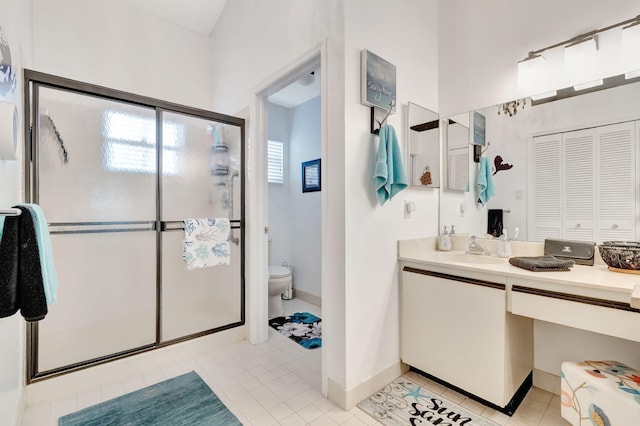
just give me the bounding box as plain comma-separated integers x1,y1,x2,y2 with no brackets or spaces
439,79,640,243
407,102,439,188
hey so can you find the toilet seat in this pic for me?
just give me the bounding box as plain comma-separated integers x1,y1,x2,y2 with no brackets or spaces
269,265,291,279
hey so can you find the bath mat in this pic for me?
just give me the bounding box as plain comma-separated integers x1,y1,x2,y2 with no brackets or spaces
58,371,241,426
357,376,500,426
269,311,322,349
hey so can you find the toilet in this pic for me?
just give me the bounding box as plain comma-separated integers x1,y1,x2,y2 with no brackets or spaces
268,238,292,318
268,265,292,318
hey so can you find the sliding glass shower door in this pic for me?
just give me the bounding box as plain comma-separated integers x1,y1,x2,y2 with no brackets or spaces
160,112,243,341
25,71,245,381
35,86,158,373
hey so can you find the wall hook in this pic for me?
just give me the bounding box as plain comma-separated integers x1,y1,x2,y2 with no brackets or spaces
370,100,395,135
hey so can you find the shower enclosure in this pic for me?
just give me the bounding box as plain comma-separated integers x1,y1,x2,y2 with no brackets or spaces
23,70,245,382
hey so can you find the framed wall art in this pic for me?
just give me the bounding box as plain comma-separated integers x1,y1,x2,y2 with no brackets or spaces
302,158,321,193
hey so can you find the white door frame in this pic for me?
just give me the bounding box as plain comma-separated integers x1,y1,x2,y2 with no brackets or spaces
247,41,328,392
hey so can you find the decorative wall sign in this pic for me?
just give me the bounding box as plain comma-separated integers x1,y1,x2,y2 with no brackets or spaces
473,111,486,146
302,158,321,193
361,49,396,112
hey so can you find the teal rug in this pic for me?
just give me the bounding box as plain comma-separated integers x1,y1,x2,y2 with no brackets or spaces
58,371,241,425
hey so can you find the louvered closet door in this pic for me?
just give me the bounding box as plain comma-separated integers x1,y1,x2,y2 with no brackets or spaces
447,148,469,192
562,129,595,241
596,121,636,242
532,134,562,241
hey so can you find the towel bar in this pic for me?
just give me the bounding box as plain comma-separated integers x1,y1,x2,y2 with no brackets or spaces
0,208,21,216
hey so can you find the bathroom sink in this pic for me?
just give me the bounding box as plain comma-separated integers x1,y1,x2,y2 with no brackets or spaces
436,253,507,265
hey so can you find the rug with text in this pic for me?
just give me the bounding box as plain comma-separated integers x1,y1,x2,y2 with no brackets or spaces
357,376,500,426
269,311,322,349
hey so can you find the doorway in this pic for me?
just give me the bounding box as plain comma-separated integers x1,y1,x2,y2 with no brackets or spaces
249,46,328,395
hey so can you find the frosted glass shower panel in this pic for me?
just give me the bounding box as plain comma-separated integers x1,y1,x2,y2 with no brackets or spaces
161,230,242,341
38,231,156,372
37,87,157,223
161,112,242,220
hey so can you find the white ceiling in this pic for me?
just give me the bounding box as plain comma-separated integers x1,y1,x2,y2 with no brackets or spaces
116,0,229,37
116,0,319,108
268,70,321,109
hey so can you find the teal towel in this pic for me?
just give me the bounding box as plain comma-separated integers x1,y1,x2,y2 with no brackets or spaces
17,203,59,305
374,125,407,205
477,157,496,205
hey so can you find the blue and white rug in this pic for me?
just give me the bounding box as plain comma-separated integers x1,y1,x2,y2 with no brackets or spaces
58,371,241,425
358,376,499,426
269,311,322,349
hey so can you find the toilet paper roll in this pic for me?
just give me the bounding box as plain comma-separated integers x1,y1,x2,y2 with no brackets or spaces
0,101,18,161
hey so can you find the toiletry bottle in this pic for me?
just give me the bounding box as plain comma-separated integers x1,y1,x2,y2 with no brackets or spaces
439,226,451,251
496,230,511,258
450,225,455,236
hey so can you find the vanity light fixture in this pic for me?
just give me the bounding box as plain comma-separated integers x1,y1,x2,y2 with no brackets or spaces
517,14,640,94
530,90,557,101
517,53,545,90
564,36,602,90
622,20,640,79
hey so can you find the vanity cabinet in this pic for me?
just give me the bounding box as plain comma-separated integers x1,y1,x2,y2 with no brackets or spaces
400,265,533,412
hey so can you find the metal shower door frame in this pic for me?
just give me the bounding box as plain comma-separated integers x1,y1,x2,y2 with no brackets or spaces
23,69,245,383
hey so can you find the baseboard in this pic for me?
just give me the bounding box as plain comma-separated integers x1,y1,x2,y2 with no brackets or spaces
533,368,561,395
327,360,408,410
24,326,246,405
293,288,322,307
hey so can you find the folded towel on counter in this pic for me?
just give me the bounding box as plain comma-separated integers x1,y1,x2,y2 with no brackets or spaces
374,125,407,206
17,203,59,305
477,157,496,205
509,255,575,272
0,206,48,321
183,218,231,270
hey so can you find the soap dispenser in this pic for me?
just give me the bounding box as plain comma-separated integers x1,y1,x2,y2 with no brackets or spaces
496,230,512,258
438,226,451,251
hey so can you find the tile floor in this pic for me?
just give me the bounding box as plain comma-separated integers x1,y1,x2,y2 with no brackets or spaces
21,298,569,425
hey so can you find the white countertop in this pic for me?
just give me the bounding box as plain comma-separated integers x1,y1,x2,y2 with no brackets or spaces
398,236,640,307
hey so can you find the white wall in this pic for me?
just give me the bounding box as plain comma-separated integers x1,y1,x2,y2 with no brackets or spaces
439,0,640,380
342,0,439,392
267,102,292,266
0,0,32,424
288,96,321,298
209,0,439,399
208,0,349,396
32,0,212,110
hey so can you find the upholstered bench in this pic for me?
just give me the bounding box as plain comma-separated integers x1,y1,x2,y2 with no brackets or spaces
561,360,640,425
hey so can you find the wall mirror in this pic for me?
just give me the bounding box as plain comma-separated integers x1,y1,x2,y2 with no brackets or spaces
439,79,640,243
444,113,470,192
407,102,439,188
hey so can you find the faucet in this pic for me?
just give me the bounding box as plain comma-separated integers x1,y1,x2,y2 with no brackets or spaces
466,235,489,255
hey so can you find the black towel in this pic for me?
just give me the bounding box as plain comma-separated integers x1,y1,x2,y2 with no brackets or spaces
0,206,48,321
509,255,575,272
487,209,503,237
0,214,20,318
